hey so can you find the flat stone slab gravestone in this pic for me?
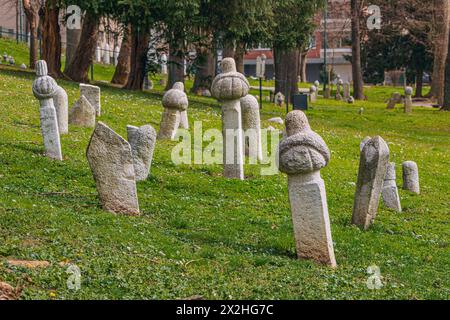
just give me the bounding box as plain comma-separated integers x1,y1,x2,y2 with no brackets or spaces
53,85,69,135
127,125,157,181
80,84,101,116
403,161,420,194
352,136,390,230
241,95,263,161
69,95,96,128
32,60,63,161
87,122,140,215
278,110,337,267
382,162,402,212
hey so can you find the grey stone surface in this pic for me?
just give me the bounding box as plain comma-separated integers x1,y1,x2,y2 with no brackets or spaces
268,117,284,125
360,136,372,152
275,92,285,107
32,60,63,161
53,86,69,135
179,111,189,130
310,85,317,103
352,136,390,230
386,92,403,109
404,87,413,113
87,122,140,215
69,95,96,128
382,162,402,212
212,58,249,180
279,110,336,267
241,95,262,161
403,161,420,194
127,125,157,181
80,83,101,116
158,82,188,139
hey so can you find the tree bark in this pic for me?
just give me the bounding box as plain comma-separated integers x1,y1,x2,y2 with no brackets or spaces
191,46,215,94
274,47,299,103
442,21,450,110
23,0,38,69
299,50,308,82
234,41,245,74
64,12,99,83
39,0,63,78
165,40,185,90
415,68,424,98
124,27,150,91
430,0,450,105
111,25,132,85
351,0,365,100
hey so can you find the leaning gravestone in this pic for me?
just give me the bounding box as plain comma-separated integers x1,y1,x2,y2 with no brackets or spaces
53,85,69,135
382,162,402,212
352,136,390,230
212,58,249,180
69,95,96,128
404,87,413,113
403,161,420,194
158,82,188,140
127,125,157,181
241,95,263,161
360,136,372,152
32,60,63,161
80,84,101,116
87,122,140,215
278,110,337,267
386,92,403,109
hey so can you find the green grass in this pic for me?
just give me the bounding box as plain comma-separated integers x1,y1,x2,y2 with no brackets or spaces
0,38,449,300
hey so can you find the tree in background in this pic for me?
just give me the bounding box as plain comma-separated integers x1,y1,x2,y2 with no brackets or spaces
22,0,40,69
111,24,131,85
351,0,364,100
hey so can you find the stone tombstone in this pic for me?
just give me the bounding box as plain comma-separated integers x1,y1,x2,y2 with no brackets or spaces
268,117,285,125
69,95,96,128
278,110,337,268
158,82,188,140
32,60,63,161
275,92,285,107
352,136,390,230
382,162,402,212
386,92,402,109
96,46,102,63
241,95,263,161
103,43,111,65
404,86,413,113
127,125,157,181
335,79,343,100
343,82,351,100
403,161,420,194
113,45,120,66
53,86,69,135
314,80,320,88
360,136,372,152
310,85,317,103
87,122,140,215
211,57,250,180
80,84,101,116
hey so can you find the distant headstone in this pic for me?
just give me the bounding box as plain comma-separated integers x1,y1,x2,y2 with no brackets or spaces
32,60,63,161
402,161,420,194
53,86,69,134
80,84,101,116
69,95,96,128
103,43,111,65
127,125,157,181
241,95,263,161
87,122,140,215
382,162,402,212
275,92,285,107
158,82,188,140
20,63,27,70
113,45,120,66
404,87,413,113
386,92,403,109
279,110,337,267
95,46,102,63
352,136,390,230
343,82,351,100
310,85,317,103
314,80,320,88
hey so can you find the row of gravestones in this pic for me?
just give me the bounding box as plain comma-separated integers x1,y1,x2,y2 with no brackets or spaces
31,59,421,269
386,87,414,113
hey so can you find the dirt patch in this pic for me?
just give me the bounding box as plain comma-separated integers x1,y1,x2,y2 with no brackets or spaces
0,281,21,300
7,259,50,269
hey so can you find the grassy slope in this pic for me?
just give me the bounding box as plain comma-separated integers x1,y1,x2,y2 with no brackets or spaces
0,39,449,300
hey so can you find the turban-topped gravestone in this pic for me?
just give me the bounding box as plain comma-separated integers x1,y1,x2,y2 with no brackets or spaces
158,82,188,140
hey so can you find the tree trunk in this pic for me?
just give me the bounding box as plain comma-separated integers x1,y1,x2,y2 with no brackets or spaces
165,41,185,91
39,0,63,78
274,47,299,103
415,68,424,98
64,12,99,83
191,47,215,94
299,51,308,82
111,25,132,85
430,0,450,105
124,27,150,91
442,22,450,110
234,41,245,74
23,0,38,69
64,28,82,73
351,0,365,100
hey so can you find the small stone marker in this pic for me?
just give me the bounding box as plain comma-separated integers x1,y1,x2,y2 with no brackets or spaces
113,45,120,66
278,110,337,267
310,85,317,103
80,83,101,116
53,86,69,135
158,82,188,139
314,80,320,88
32,60,63,161
241,95,263,161
352,136,390,230
343,82,350,100
403,161,420,194
127,125,157,181
404,87,413,113
20,63,27,70
212,58,249,180
103,43,111,65
386,92,402,109
275,92,285,107
69,95,96,128
87,122,140,215
96,46,101,63
335,79,343,100
382,162,402,212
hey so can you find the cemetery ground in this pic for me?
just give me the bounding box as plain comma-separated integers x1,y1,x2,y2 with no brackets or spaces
0,42,449,301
